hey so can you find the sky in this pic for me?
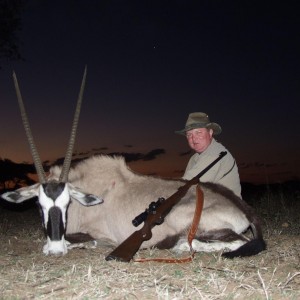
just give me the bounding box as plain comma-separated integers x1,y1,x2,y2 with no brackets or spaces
0,0,299,184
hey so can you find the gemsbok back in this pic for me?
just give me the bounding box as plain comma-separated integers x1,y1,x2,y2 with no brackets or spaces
1,68,266,259
1,67,103,255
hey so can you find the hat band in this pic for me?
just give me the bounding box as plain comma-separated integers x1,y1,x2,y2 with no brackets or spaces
184,122,210,131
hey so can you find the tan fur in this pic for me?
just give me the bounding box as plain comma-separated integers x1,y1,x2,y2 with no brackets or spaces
49,155,258,250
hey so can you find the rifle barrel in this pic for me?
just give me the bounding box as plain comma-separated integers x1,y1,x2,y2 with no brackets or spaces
192,151,227,180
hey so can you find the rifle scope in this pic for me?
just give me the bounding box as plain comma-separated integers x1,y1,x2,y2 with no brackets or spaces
132,197,165,227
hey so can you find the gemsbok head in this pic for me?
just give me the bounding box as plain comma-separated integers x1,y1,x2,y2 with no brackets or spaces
1,66,104,255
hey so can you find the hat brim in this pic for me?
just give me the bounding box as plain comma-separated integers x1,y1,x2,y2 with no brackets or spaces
175,122,222,136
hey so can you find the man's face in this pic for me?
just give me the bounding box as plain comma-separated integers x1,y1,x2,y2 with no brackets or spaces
186,128,213,153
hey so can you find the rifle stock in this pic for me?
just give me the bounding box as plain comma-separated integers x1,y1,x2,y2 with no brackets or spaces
105,151,227,262
105,228,153,262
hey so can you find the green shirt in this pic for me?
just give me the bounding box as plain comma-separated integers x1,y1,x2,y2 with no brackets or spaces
183,139,242,197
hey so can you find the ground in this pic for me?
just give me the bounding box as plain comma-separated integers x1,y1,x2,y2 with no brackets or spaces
0,192,300,299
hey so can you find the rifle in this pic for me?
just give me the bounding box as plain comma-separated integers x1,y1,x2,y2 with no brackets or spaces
105,151,227,262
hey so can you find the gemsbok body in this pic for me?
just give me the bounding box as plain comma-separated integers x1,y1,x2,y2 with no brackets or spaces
49,155,266,258
1,68,266,258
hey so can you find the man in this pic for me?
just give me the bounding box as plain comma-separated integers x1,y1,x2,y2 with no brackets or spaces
175,112,241,197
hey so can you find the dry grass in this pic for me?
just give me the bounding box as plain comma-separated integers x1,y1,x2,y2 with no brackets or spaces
1,186,300,299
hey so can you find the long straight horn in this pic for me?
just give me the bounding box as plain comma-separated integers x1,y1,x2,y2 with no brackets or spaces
59,66,87,182
13,72,47,184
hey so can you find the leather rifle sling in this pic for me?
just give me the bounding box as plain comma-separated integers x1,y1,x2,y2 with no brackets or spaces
134,184,204,263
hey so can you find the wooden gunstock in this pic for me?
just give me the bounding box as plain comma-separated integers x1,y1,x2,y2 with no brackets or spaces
105,230,152,262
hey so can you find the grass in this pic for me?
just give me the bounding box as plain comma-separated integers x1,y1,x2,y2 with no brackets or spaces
0,182,300,299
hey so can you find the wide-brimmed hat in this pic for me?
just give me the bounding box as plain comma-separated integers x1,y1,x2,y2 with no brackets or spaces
175,112,222,135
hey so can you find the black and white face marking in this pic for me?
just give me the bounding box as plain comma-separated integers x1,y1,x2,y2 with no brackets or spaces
1,180,104,255
39,181,71,255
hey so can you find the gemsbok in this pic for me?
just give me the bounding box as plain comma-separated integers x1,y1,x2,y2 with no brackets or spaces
1,69,266,259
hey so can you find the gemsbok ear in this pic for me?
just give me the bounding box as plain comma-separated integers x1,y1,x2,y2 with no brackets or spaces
68,183,104,206
1,183,40,203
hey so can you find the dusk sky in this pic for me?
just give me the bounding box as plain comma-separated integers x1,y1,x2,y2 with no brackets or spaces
0,1,299,184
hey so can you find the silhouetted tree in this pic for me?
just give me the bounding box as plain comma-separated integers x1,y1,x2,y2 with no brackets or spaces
0,158,35,190
0,0,26,66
